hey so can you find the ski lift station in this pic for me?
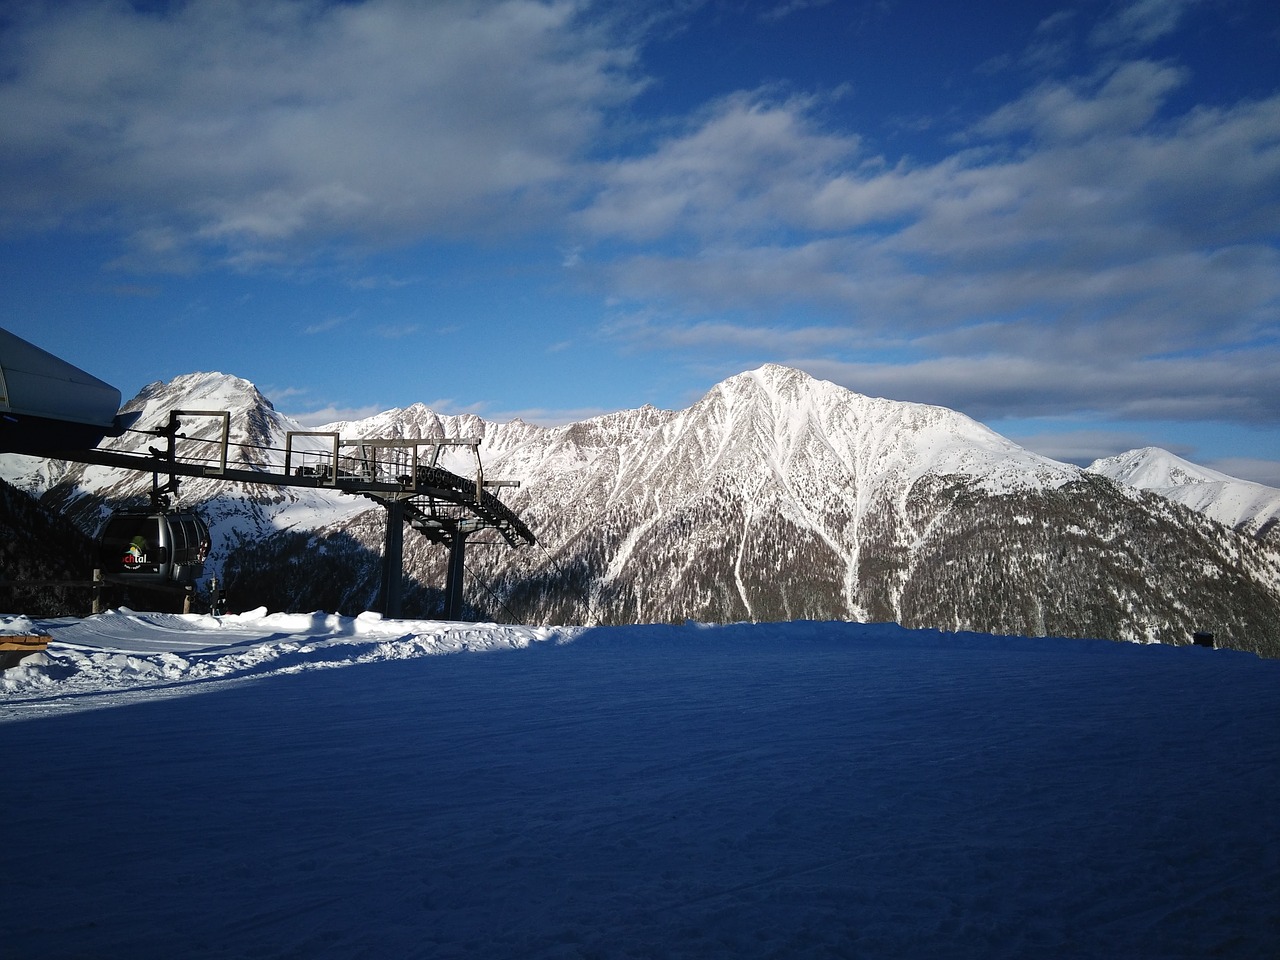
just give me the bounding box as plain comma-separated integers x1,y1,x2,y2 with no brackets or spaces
0,326,535,619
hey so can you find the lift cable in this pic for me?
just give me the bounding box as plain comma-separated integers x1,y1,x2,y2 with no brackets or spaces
461,553,522,625
532,538,600,626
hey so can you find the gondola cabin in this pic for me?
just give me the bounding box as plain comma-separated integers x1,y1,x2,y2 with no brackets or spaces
97,510,211,585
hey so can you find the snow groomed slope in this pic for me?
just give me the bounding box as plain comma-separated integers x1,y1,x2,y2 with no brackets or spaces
2,612,1277,958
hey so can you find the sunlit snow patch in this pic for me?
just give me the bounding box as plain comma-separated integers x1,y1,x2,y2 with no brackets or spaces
1,608,580,718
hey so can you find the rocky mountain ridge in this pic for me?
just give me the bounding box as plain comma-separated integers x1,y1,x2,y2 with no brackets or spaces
3,365,1280,655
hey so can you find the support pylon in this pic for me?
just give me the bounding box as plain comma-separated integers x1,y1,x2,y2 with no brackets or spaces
378,498,405,618
444,529,469,621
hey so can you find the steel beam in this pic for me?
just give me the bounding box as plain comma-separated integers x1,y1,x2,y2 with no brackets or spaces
444,529,468,620
378,498,406,618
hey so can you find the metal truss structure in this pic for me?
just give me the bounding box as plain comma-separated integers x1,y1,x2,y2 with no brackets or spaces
54,410,535,619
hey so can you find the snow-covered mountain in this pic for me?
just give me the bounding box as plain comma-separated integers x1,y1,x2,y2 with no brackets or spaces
470,365,1280,652
1088,446,1280,541
4,365,1280,655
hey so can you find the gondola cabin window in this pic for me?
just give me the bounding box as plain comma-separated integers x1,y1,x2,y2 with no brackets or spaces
101,514,164,576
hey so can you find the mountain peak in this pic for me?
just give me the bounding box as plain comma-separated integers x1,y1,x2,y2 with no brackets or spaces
1088,446,1280,539
110,371,298,456
128,372,274,414
744,362,813,384
1088,447,1235,488
719,363,822,398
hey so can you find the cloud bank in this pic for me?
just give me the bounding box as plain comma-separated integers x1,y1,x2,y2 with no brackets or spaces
1,0,1277,436
0,0,639,264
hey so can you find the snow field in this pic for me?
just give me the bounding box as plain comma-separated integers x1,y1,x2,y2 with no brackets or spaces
1,615,1278,958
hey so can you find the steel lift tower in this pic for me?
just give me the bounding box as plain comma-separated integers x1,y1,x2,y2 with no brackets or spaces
1,328,535,620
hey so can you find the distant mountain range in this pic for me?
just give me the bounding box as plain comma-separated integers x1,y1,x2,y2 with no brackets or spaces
3,364,1279,656
1087,447,1280,540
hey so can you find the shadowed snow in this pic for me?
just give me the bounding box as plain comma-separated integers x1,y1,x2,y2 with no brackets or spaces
2,612,1278,957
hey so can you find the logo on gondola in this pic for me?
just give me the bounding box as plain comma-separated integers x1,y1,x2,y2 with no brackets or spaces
122,538,148,568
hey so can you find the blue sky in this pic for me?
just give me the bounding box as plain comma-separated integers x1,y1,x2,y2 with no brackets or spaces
1,0,1278,483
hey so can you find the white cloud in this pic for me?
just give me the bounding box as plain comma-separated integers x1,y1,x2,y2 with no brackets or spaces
793,352,1280,425
3,0,1276,440
488,404,615,426
1203,457,1280,488
304,316,349,335
0,0,641,260
578,90,861,240
1090,0,1203,49
602,309,855,353
374,324,421,340
759,0,835,24
262,385,312,402
286,403,388,428
977,60,1187,142
1005,428,1178,467
578,58,1280,425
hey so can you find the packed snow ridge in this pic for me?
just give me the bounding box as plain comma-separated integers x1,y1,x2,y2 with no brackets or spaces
0,609,578,718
